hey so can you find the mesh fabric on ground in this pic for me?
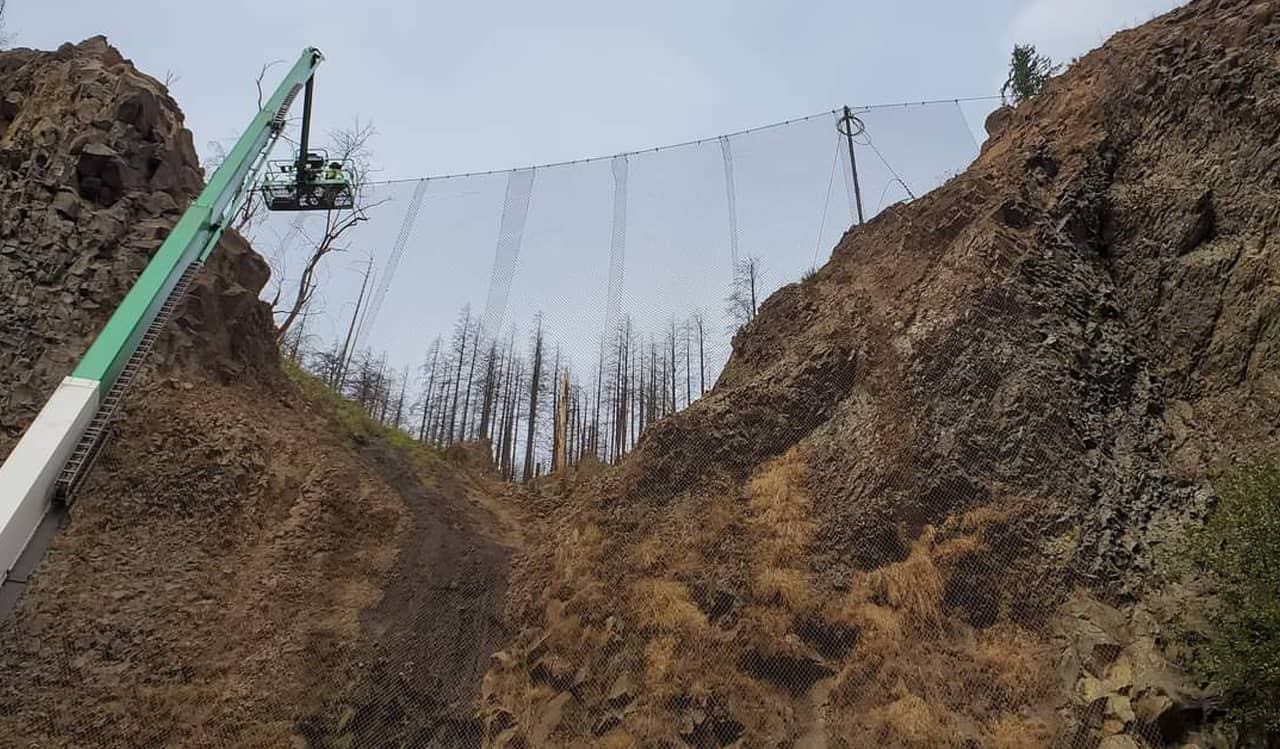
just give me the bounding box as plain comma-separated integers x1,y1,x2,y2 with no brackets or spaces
2,0,1280,747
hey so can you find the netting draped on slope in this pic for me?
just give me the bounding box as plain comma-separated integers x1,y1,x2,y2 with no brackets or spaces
248,100,981,476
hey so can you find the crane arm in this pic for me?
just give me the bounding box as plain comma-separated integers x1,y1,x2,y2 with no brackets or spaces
0,48,324,593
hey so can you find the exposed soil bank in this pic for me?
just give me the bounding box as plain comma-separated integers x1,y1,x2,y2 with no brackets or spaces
299,441,515,748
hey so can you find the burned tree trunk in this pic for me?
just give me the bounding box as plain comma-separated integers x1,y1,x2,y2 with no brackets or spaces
522,318,544,482
447,306,471,445
418,337,441,441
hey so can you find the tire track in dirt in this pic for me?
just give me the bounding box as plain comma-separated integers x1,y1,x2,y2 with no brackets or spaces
303,442,515,748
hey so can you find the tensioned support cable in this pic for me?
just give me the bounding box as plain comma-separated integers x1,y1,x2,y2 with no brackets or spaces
838,121,858,225
955,99,981,152
365,95,1002,186
812,132,843,267
837,106,866,225
858,130,917,201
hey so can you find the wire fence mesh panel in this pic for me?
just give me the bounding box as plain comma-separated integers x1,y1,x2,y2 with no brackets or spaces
254,100,985,468
6,3,1276,744
846,101,983,212
242,100,1164,749
11,95,1208,749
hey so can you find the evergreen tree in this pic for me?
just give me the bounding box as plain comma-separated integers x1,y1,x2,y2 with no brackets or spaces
1001,44,1060,105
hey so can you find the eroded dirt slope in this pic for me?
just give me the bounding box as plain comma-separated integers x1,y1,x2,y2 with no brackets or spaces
0,368,521,748
481,2,1279,747
0,37,525,749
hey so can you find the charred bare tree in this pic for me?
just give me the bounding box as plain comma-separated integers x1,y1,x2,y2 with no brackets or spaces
694,311,707,395
446,305,472,444
375,354,391,423
347,350,388,416
522,317,545,482
684,319,693,406
727,255,761,330
549,347,562,470
593,338,605,459
610,318,632,464
392,365,409,429
309,341,345,387
331,256,373,388
640,340,650,435
477,342,500,443
669,319,679,410
459,322,482,441
431,349,454,446
502,355,523,480
417,337,442,441
279,298,315,365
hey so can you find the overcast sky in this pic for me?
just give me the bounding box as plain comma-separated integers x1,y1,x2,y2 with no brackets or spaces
4,0,1188,450
8,0,1181,180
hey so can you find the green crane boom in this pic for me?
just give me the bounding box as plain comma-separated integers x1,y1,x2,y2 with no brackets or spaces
73,47,324,390
0,46,329,601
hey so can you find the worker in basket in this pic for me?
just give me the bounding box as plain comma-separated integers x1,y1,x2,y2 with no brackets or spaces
321,161,345,206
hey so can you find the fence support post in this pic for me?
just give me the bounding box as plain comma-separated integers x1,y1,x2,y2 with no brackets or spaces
839,106,866,225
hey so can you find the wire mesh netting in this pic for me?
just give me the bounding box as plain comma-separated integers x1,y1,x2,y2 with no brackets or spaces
252,101,981,477
2,95,1206,749
231,102,1165,748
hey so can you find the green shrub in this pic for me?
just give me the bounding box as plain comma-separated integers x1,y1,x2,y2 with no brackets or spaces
1188,460,1280,734
281,360,444,473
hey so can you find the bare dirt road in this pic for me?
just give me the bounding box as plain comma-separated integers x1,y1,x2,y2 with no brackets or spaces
299,441,518,748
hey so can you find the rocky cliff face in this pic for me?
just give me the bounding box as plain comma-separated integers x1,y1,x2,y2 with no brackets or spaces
0,36,277,458
0,36,406,749
484,2,1280,747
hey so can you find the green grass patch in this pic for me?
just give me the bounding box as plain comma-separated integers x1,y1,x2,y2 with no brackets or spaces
282,360,445,474
1183,459,1280,735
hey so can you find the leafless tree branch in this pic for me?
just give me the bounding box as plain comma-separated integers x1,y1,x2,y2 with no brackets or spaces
255,59,287,111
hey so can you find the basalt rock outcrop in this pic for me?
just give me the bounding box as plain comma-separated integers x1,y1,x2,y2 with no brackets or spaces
483,2,1280,747
0,36,278,459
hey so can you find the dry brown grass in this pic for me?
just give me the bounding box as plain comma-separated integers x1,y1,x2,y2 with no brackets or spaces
819,513,1058,748
593,732,639,749
483,445,1060,748
933,532,987,562
632,578,709,634
626,534,665,572
746,447,816,567
982,714,1055,749
869,689,969,749
974,623,1055,697
743,447,819,640
753,566,815,609
832,599,907,665
620,491,718,582
738,604,799,651
952,501,1021,534
834,527,945,634
642,635,680,693
553,523,604,580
